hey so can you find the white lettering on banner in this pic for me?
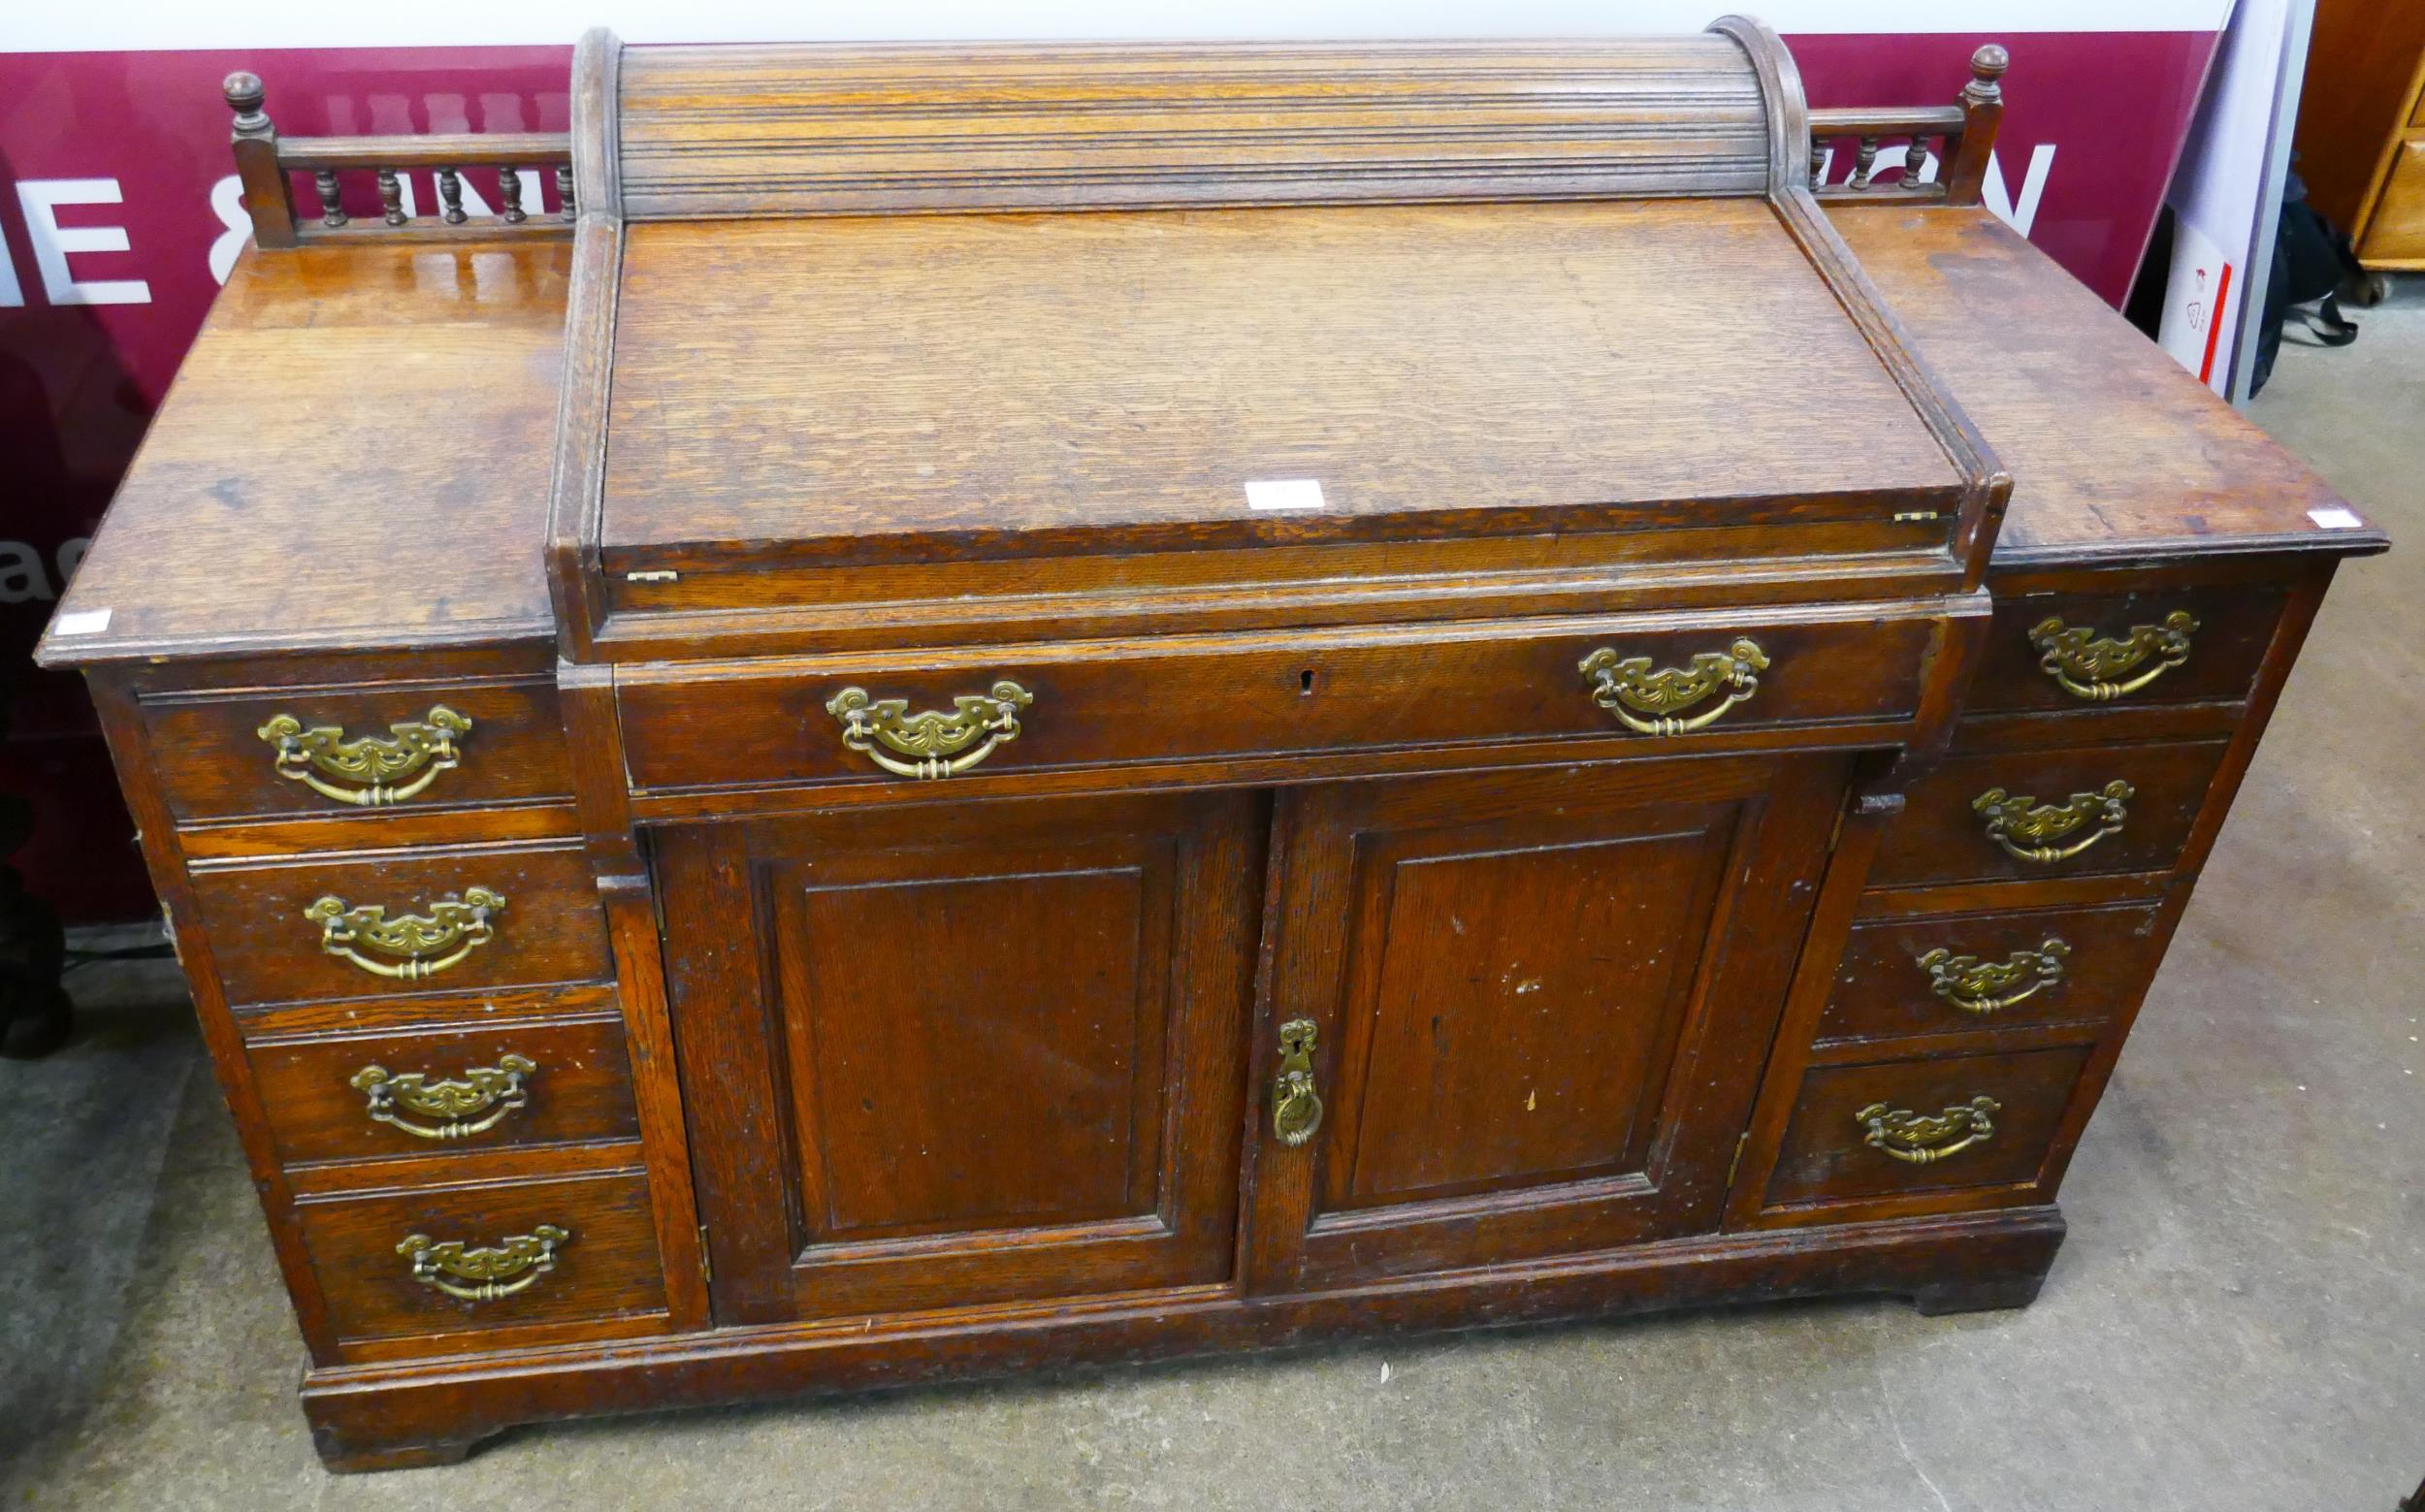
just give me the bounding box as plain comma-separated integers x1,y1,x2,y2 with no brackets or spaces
15,178,151,306
210,175,248,285
0,229,19,306
0,538,91,605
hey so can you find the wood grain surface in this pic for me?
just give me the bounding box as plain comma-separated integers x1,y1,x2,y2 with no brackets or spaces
600,200,1961,560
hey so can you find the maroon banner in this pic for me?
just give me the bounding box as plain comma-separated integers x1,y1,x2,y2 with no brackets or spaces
0,31,2215,921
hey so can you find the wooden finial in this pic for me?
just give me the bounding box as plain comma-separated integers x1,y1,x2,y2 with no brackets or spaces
223,71,270,133
221,70,297,248
1965,45,2010,105
1944,44,2010,209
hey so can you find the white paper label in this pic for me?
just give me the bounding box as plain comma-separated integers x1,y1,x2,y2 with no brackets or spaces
51,608,112,635
2308,507,2363,530
1245,478,1326,512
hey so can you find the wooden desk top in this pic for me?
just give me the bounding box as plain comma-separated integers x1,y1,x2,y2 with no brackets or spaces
602,200,1959,563
39,204,2376,666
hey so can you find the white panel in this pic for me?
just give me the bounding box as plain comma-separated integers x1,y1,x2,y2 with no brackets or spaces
1,0,2236,54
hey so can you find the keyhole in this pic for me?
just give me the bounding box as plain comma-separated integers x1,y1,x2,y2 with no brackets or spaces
1300,669,1317,695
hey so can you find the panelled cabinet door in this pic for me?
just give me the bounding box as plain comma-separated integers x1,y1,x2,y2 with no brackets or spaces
1242,756,1849,1293
656,791,1263,1324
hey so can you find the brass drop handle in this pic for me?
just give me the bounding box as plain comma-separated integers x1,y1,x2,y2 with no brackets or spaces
1858,1096,2000,1165
1271,1018,1324,1147
1972,781,2132,864
1916,939,2071,1016
2029,611,2198,701
306,887,505,980
351,1053,535,1140
1579,638,1770,736
825,679,1034,780
256,705,470,806
398,1224,568,1302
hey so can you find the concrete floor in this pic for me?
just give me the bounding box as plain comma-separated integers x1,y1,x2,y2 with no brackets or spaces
5,306,2422,1511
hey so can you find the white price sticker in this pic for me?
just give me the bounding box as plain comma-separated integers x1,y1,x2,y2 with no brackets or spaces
51,608,112,636
2308,507,2363,530
1245,479,1326,512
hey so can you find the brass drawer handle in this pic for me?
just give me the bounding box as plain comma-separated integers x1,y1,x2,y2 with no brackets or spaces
1579,638,1770,736
1858,1096,2000,1165
825,679,1034,780
2029,611,2198,701
398,1223,567,1302
1271,1018,1324,1147
1916,938,2071,1016
256,705,470,807
350,1053,534,1140
306,887,505,980
1972,781,2132,864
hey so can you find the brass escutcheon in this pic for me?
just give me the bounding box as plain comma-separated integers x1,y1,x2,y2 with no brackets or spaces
1972,781,2132,864
351,1053,535,1140
2029,611,2198,701
1916,939,2072,1015
306,887,505,980
1579,638,1770,736
825,680,1034,780
1271,1018,1324,1147
1858,1096,2001,1165
256,706,470,806
397,1224,568,1302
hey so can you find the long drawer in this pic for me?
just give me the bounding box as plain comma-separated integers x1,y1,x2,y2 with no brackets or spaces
188,841,612,1007
617,603,1952,793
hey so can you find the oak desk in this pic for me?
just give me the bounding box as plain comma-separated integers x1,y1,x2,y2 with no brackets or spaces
39,23,2384,1469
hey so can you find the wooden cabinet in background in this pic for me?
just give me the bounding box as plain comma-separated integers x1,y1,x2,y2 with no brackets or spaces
2296,0,2425,269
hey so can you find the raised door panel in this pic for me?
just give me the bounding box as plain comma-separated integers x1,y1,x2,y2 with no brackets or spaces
1244,756,1849,1292
658,790,1261,1323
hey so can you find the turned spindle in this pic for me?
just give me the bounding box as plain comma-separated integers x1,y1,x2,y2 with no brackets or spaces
500,169,527,223
437,167,467,224
376,167,406,226
1851,136,1879,190
313,170,345,228
556,164,576,219
222,71,298,249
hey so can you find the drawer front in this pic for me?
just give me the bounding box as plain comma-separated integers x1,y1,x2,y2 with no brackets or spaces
296,1170,664,1344
145,678,571,822
1962,583,2283,715
1819,901,2168,1046
247,1014,639,1166
1764,1045,2093,1206
619,610,1942,792
1868,738,2230,889
2363,138,2425,262
191,842,611,1007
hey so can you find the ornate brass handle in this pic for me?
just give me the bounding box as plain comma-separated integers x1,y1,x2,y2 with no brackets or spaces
2029,611,2198,701
1579,638,1770,736
256,705,471,807
1271,1018,1324,1147
397,1223,568,1302
1916,939,2071,1016
825,680,1035,780
1972,781,2132,864
306,887,506,980
351,1053,534,1140
1858,1096,2000,1165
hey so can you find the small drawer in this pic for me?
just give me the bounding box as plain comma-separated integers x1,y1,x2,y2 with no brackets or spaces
296,1169,664,1345
1764,1045,2093,1207
247,1013,639,1166
618,607,1945,792
144,678,571,823
190,841,611,1008
1867,738,2230,889
1962,583,2283,715
1819,900,2168,1046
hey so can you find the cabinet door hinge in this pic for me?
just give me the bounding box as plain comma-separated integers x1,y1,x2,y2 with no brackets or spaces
698,1226,713,1286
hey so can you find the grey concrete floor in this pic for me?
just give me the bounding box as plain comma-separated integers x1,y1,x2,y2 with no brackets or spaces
6,305,2423,1510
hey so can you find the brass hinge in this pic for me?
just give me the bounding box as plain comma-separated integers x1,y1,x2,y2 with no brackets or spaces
698,1226,712,1286
1728,1133,1750,1188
